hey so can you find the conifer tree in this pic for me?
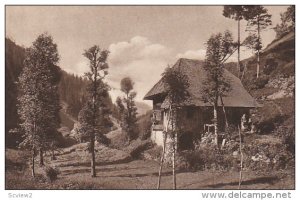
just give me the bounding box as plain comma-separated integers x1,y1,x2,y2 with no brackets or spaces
116,77,138,141
274,5,295,39
244,6,272,78
79,45,110,177
223,6,247,77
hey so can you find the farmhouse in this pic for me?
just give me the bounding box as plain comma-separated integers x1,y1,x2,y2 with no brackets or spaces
144,58,259,150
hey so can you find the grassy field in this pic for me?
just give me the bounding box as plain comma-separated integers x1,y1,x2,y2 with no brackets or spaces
5,148,294,190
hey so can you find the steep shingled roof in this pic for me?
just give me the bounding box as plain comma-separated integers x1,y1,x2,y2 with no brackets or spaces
144,58,259,108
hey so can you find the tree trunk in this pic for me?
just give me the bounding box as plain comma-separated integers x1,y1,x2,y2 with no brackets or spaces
256,16,260,79
172,135,177,190
241,63,247,81
238,126,243,189
237,19,241,78
220,96,228,128
51,149,55,160
256,51,260,78
157,132,167,189
213,103,218,146
91,134,96,177
171,108,177,189
39,148,44,166
157,106,171,189
31,148,35,178
91,63,97,178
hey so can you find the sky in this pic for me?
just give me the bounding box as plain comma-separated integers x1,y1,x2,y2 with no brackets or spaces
6,5,288,105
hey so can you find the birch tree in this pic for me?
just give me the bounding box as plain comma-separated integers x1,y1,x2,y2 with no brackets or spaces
201,31,234,146
157,66,189,189
79,45,109,177
17,33,60,176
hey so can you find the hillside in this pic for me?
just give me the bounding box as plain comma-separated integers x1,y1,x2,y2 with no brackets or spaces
225,31,295,138
4,38,117,147
5,38,26,147
225,31,295,82
136,101,151,116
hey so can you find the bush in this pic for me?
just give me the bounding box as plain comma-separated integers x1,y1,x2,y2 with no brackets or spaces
43,166,60,182
257,115,285,134
242,141,294,171
282,61,295,77
96,134,111,146
109,131,130,149
263,59,278,75
253,76,269,89
280,127,295,155
125,139,151,158
143,145,162,161
178,144,236,171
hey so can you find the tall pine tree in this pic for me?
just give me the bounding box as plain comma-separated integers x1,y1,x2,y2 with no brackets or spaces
244,6,272,78
78,45,110,177
223,6,247,77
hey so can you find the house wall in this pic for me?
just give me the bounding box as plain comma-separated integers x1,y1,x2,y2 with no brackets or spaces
151,130,164,146
151,106,251,149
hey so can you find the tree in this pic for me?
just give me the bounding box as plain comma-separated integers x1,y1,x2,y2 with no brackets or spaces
223,6,247,77
79,45,110,177
157,66,190,189
116,77,138,141
17,33,61,176
274,5,295,39
201,31,234,146
244,6,272,78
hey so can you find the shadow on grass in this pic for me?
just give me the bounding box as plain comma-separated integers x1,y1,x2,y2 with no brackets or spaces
62,166,145,176
203,176,279,189
62,167,172,178
102,171,173,178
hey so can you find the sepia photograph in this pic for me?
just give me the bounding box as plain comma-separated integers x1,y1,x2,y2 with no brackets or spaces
4,4,295,191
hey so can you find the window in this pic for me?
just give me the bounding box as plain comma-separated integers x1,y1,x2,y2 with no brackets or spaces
153,110,162,124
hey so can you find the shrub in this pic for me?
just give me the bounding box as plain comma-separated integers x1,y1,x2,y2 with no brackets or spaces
253,76,269,89
282,61,295,77
143,145,162,161
282,127,295,155
257,115,285,134
247,75,269,90
125,139,151,158
242,140,294,171
96,134,111,146
43,166,60,182
178,144,236,171
109,131,130,149
263,59,278,75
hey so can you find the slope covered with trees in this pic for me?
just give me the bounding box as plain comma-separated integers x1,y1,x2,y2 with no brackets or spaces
5,38,25,147
224,7,295,146
5,38,118,147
